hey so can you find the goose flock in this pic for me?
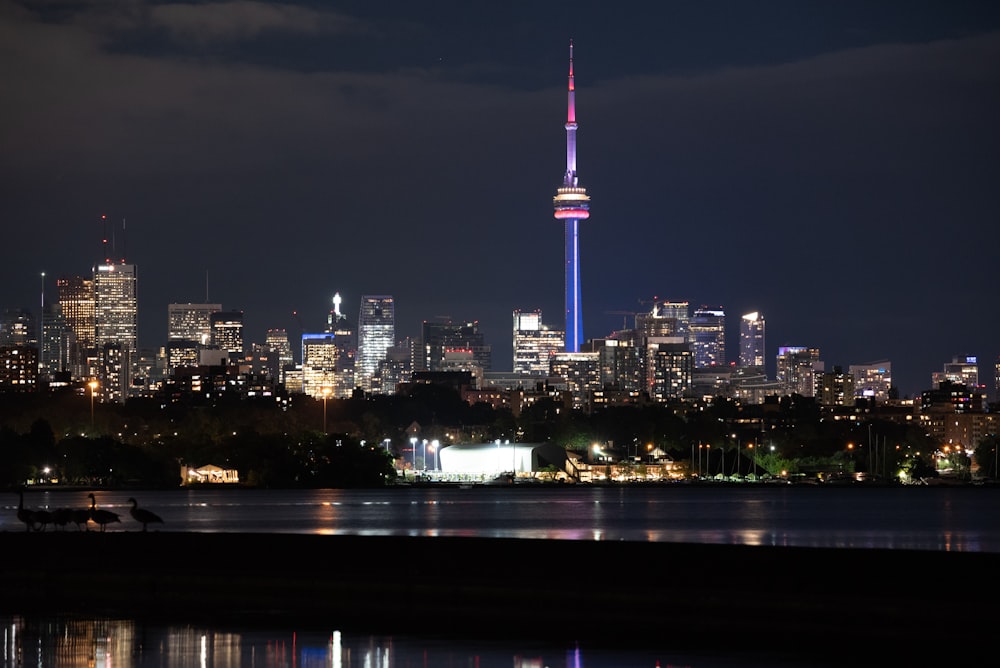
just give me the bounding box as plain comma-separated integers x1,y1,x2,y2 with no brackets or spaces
13,491,163,532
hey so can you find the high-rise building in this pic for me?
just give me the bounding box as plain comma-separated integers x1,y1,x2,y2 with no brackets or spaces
266,328,295,385
168,303,221,345
849,360,892,403
739,312,765,370
357,295,395,393
39,304,68,381
57,276,95,379
552,41,591,353
817,367,855,406
689,308,726,368
0,308,37,347
0,345,38,393
210,311,245,361
932,356,980,390
301,333,341,398
636,301,690,340
549,350,601,410
776,346,823,397
513,310,563,375
420,319,492,373
648,342,693,401
94,262,137,401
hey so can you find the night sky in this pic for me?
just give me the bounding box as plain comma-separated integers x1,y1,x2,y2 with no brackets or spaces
2,0,999,398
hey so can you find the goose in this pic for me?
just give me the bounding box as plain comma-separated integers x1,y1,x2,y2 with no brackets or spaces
127,497,164,532
87,493,121,532
51,507,73,530
70,507,92,531
15,491,36,532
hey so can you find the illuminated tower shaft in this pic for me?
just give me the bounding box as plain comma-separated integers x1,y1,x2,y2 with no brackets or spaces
553,40,590,353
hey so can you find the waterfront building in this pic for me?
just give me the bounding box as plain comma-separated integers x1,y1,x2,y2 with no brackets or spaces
689,308,726,368
552,41,591,352
513,310,564,375
739,312,766,371
356,296,395,393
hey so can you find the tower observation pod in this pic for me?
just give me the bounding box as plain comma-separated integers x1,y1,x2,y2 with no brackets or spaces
553,40,590,353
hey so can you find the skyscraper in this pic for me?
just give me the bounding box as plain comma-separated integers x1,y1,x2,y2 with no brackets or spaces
512,310,563,375
357,295,395,393
94,262,137,401
210,310,244,361
419,319,492,374
168,303,221,345
552,40,591,353
689,308,726,368
739,312,765,370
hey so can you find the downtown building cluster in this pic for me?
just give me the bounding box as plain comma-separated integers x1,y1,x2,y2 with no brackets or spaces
1,42,996,460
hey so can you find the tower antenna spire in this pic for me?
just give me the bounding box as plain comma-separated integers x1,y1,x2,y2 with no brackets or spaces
553,39,591,353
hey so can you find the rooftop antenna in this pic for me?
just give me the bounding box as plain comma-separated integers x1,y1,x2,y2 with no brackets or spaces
101,213,110,264
120,216,126,264
205,269,210,302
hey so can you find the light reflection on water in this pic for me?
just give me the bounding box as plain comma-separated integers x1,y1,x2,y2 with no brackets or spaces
0,615,810,668
4,485,1000,552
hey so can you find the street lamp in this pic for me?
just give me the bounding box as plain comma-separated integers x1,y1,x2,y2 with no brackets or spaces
422,439,428,471
88,380,98,430
410,437,417,472
431,439,440,471
321,386,332,434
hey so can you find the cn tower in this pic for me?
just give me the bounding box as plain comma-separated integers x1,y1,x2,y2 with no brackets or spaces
552,39,590,353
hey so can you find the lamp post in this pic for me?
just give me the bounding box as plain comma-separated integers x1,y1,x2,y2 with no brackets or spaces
321,386,332,434
431,439,440,471
410,437,418,473
421,439,428,471
88,380,98,431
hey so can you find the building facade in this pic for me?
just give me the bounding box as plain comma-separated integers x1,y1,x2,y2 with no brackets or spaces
513,310,564,375
357,295,395,393
739,312,765,371
689,308,726,368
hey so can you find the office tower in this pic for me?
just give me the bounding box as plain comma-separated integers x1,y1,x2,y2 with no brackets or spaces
420,319,492,373
582,337,642,394
932,356,980,390
513,310,564,375
39,304,68,381
94,262,137,401
739,312,765,370
849,360,892,403
776,346,823,397
326,292,356,390
636,301,690,340
210,311,244,361
357,295,395,393
266,328,295,384
301,333,341,398
168,303,221,345
57,276,95,379
0,308,37,347
689,308,726,368
552,41,591,353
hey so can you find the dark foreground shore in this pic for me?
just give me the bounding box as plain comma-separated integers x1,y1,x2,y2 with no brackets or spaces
2,532,998,657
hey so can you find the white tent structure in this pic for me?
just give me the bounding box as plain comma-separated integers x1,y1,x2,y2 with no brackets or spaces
438,442,567,476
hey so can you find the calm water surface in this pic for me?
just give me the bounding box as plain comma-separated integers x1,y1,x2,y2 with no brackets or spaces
5,485,1000,552
5,486,996,666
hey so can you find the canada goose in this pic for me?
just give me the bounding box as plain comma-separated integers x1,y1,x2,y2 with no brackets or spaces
87,493,121,532
15,491,36,532
127,497,164,532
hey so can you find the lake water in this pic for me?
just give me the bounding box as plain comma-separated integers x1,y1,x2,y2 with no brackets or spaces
6,484,1000,551
4,485,999,666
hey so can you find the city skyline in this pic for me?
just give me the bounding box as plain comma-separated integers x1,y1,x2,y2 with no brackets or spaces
2,1,999,398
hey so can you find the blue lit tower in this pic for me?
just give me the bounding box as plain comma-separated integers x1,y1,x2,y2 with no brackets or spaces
553,40,590,353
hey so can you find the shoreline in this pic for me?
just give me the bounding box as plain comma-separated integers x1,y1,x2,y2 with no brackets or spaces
2,532,998,657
